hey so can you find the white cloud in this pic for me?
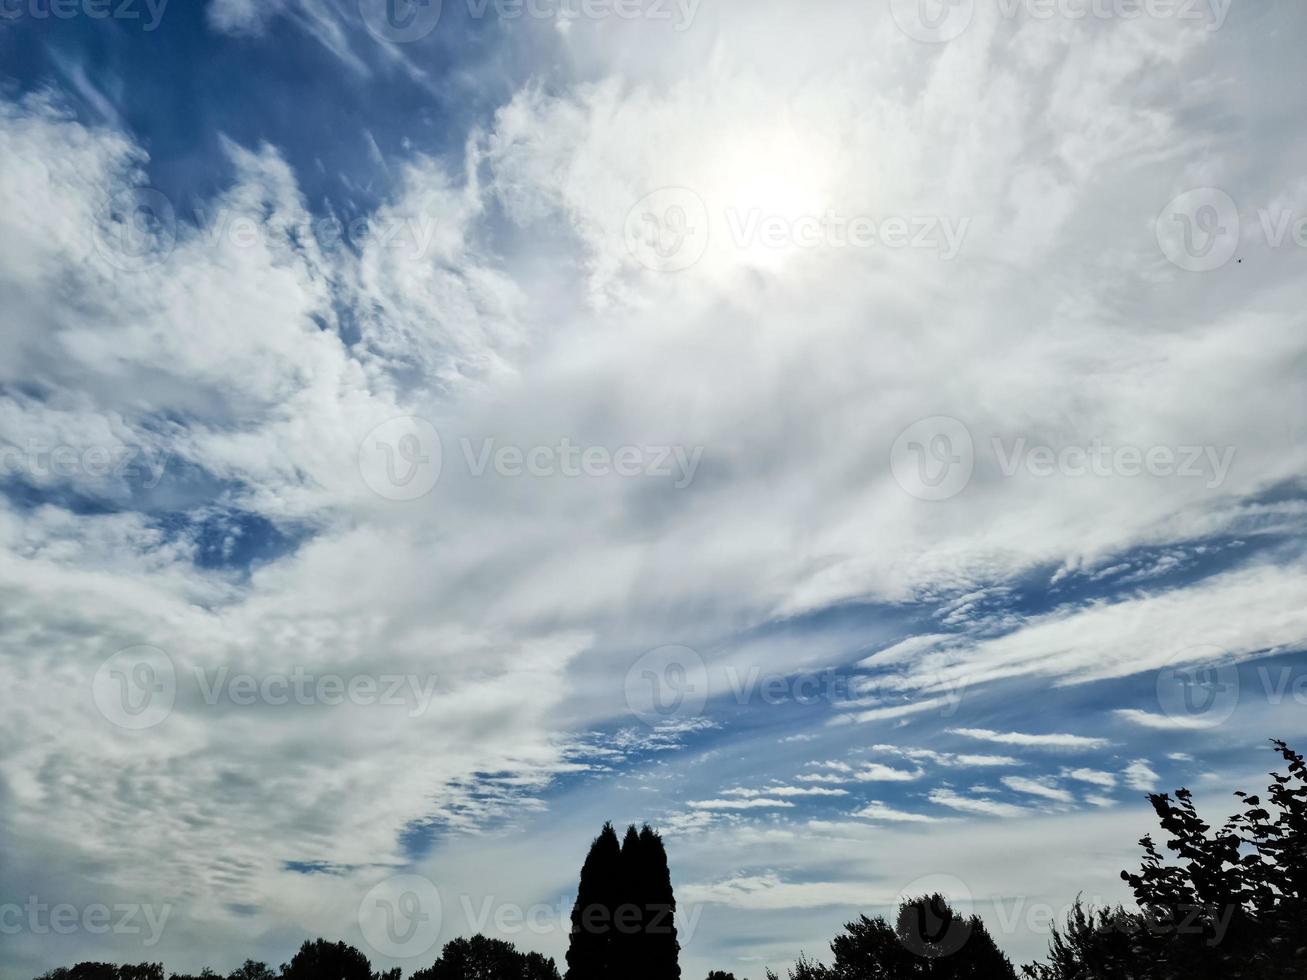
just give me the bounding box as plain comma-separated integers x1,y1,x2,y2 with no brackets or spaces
1062,768,1118,789
1123,760,1161,792
928,789,1027,819
680,873,890,911
950,728,1111,750
1002,776,1075,804
1114,708,1216,731
688,799,797,810
722,786,848,798
853,802,943,824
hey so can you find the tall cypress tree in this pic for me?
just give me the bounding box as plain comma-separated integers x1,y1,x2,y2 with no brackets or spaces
619,824,647,979
639,824,681,980
566,822,622,980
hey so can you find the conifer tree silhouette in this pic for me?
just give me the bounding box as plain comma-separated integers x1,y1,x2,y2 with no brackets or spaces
566,822,623,980
618,824,647,979
565,822,680,980
639,824,681,980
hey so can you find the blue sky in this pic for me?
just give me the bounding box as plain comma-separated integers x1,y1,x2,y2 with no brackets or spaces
2,2,1307,978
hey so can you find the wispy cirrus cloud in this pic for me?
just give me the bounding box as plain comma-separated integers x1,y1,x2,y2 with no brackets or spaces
1001,776,1075,804
928,789,1027,819
949,729,1112,750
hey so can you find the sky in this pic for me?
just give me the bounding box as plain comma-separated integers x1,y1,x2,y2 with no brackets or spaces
1,1,1306,978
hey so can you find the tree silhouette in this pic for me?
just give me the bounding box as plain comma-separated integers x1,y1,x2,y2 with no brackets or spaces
279,939,396,980
618,824,647,979
1028,740,1307,980
27,747,1305,980
38,966,164,980
411,935,560,980
565,822,680,980
766,894,1016,979
633,824,681,980
566,821,623,980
